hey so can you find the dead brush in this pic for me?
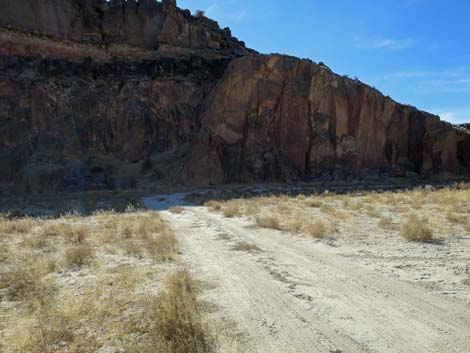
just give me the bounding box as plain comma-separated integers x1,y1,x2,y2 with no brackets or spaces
24,234,49,250
204,200,222,211
0,243,9,263
401,215,435,243
446,213,468,225
222,201,242,218
0,216,36,235
146,229,178,262
169,206,185,214
63,224,89,244
128,268,213,353
302,221,328,239
285,218,304,233
39,222,64,237
378,217,395,230
255,214,282,230
0,262,55,302
64,245,96,268
15,295,100,353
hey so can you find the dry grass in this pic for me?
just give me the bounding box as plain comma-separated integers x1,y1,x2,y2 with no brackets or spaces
446,213,468,225
379,217,395,230
169,206,185,214
0,216,36,235
204,200,222,212
1,210,212,353
64,245,96,268
255,215,282,230
223,201,242,218
126,269,213,353
204,183,470,244
302,221,328,239
401,215,435,243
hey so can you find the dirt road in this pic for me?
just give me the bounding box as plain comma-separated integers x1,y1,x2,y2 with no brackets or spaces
145,201,470,353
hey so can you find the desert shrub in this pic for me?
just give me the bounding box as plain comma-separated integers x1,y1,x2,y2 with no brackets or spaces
446,213,468,225
306,198,323,208
39,222,69,237
222,202,241,218
169,206,185,214
64,246,95,268
64,225,89,244
0,244,9,263
204,200,222,211
255,215,282,230
401,215,434,243
195,9,205,18
285,218,304,233
302,221,327,238
0,263,55,302
365,205,381,218
16,300,99,353
131,268,213,353
24,234,49,249
146,229,177,262
0,217,35,235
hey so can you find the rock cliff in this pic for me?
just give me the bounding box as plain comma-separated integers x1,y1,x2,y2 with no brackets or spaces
0,0,468,192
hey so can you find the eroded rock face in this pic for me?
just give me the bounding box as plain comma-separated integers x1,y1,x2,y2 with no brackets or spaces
201,55,470,182
0,1,468,192
0,54,230,191
0,0,249,57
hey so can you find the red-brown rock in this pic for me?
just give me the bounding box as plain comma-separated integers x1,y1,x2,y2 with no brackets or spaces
0,0,468,192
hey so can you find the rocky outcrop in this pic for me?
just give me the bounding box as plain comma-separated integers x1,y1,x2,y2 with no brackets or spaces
0,0,249,58
0,0,468,192
201,55,470,182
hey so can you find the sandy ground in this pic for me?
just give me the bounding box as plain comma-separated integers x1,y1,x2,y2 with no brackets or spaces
142,194,470,353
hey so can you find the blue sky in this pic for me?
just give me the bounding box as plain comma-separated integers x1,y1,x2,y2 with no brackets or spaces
178,0,470,124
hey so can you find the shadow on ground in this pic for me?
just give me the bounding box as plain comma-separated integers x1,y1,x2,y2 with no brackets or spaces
2,178,468,217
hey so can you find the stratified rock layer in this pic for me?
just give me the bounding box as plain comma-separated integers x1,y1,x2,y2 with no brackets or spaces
0,0,468,192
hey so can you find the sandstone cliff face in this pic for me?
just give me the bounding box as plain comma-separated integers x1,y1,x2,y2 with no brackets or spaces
0,0,468,193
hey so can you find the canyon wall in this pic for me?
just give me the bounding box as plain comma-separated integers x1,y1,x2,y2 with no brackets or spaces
0,0,468,193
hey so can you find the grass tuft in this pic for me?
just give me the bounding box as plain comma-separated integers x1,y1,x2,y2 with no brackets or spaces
169,206,185,214
302,221,328,239
64,245,96,268
255,215,282,230
401,215,435,243
128,269,213,353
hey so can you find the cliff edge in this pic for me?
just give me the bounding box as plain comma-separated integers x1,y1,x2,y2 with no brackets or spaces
0,0,468,193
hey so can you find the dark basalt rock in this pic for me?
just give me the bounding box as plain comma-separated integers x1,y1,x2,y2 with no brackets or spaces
0,0,468,193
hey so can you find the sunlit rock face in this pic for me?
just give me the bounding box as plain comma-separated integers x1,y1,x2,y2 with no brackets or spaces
0,0,468,192
202,55,470,182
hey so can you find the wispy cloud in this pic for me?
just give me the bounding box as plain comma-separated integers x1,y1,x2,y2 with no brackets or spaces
374,67,470,93
436,108,470,124
354,37,415,50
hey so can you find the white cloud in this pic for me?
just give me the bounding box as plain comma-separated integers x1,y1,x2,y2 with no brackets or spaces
354,37,415,50
436,109,470,124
